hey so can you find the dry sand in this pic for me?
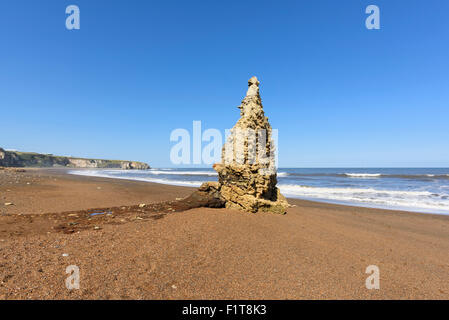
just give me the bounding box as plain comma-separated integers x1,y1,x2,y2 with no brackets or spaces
0,168,449,299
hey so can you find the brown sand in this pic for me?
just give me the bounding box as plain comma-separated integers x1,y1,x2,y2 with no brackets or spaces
0,168,449,299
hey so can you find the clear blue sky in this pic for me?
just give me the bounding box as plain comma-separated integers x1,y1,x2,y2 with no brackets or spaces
1,0,448,167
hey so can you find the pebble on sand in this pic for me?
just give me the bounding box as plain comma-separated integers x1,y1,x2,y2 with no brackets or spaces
4,202,13,206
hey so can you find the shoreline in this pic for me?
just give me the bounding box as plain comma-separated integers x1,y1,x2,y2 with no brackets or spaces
3,166,448,219
66,167,449,217
1,168,449,299
4,167,449,219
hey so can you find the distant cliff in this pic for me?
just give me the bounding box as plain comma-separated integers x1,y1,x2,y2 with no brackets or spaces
0,148,150,170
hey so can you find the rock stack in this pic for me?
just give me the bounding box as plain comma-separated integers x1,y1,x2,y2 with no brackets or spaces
196,76,289,214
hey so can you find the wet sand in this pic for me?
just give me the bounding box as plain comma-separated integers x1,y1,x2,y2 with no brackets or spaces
1,168,449,299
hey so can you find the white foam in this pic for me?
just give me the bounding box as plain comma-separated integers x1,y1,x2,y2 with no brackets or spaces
277,172,289,177
147,170,217,176
68,170,203,187
345,173,382,178
278,184,449,214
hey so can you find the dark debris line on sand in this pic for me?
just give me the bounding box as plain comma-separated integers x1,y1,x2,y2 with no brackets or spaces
0,192,225,236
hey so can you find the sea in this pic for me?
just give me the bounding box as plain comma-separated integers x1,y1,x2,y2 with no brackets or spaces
68,168,449,215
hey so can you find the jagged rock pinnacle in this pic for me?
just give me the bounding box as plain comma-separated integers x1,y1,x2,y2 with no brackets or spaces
246,76,260,97
200,76,289,214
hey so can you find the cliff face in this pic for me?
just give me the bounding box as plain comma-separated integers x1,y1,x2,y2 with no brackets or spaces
0,148,150,170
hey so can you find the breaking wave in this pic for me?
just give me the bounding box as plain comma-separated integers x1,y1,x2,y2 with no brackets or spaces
147,169,217,176
282,172,449,180
278,184,449,214
68,169,204,187
344,173,382,178
277,172,289,177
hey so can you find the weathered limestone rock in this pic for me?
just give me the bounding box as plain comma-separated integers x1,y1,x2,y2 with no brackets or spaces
184,182,226,208
199,76,289,214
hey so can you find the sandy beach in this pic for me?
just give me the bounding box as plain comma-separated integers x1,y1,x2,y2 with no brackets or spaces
1,168,449,300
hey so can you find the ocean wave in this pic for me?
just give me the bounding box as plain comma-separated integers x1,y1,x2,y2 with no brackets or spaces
278,184,449,213
68,170,203,187
149,169,291,177
344,173,382,178
147,170,217,176
278,172,449,180
343,173,449,180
